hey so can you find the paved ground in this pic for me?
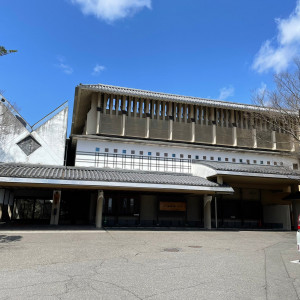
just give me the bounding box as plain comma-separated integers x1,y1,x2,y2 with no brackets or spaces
0,229,300,300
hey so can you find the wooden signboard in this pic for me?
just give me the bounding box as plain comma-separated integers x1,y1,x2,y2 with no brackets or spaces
159,201,186,212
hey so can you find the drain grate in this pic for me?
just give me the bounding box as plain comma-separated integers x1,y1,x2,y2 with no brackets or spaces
188,246,202,249
164,248,180,252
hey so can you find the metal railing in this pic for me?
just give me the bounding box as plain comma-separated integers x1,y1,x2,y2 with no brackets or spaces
76,151,191,173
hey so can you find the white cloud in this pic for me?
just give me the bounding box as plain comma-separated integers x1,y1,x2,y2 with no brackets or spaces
257,82,267,96
92,64,105,75
218,85,235,101
70,0,151,22
56,56,73,75
253,0,300,73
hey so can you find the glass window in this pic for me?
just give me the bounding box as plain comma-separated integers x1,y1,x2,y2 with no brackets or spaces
195,155,199,159
267,161,270,165
239,159,243,163
232,158,236,162
148,152,152,156
253,160,257,164
156,152,160,156
210,157,214,160
172,154,176,158
180,154,184,158
164,153,168,157
274,162,277,166
203,156,206,160
122,150,126,154
140,151,143,155
225,158,228,162
260,161,263,164
95,147,100,152
218,157,221,161
114,149,118,153
105,148,109,152
188,155,191,159
131,150,135,154
293,164,298,170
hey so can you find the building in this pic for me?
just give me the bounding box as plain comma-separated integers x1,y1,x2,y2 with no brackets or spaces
0,84,299,230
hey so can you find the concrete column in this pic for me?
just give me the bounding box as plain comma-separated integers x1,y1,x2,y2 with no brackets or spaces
95,190,104,229
204,195,212,230
96,93,101,134
272,130,276,150
145,99,150,138
211,108,216,144
50,190,61,225
168,102,173,140
253,128,257,148
86,94,98,135
190,105,195,142
191,122,195,142
109,94,113,115
232,126,237,146
121,96,126,136
146,117,150,138
212,125,216,144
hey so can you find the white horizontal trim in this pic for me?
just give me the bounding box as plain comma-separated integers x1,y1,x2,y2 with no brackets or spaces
0,177,234,193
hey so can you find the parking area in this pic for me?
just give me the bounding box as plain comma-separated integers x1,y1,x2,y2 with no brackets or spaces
0,229,300,299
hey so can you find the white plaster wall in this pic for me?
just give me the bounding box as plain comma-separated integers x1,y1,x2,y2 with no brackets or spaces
263,205,291,230
75,138,298,171
0,102,68,166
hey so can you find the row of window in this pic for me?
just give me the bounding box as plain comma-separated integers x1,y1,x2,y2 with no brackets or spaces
94,147,290,167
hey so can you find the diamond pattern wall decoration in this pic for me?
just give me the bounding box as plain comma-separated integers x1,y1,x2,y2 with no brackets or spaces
17,135,41,156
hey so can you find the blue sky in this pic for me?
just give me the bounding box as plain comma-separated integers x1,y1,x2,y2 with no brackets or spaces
1,0,300,134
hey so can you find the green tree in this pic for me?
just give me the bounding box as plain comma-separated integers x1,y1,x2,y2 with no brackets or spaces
0,46,17,56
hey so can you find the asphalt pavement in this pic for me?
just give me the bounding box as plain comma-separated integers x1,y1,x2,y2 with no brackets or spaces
0,229,300,299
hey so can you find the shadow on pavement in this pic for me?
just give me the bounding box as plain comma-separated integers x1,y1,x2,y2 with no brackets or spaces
0,235,22,243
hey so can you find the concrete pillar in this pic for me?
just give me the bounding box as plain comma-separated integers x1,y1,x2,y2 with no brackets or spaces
191,122,195,142
232,126,237,146
253,128,257,148
211,108,216,144
95,190,104,229
190,105,195,142
121,96,126,136
212,125,216,144
50,190,61,225
146,117,150,138
168,102,173,140
86,94,98,134
96,93,101,134
272,130,276,150
204,195,212,230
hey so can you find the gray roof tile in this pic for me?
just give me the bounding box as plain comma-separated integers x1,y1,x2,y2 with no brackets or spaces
0,163,221,187
79,83,266,112
197,161,300,176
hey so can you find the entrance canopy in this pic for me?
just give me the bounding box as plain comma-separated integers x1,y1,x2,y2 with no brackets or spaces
0,163,233,194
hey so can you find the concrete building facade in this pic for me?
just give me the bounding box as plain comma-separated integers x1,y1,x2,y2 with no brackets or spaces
0,84,299,230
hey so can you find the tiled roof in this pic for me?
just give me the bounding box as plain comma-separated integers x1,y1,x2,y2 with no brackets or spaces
0,163,221,187
79,83,265,112
197,161,300,176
